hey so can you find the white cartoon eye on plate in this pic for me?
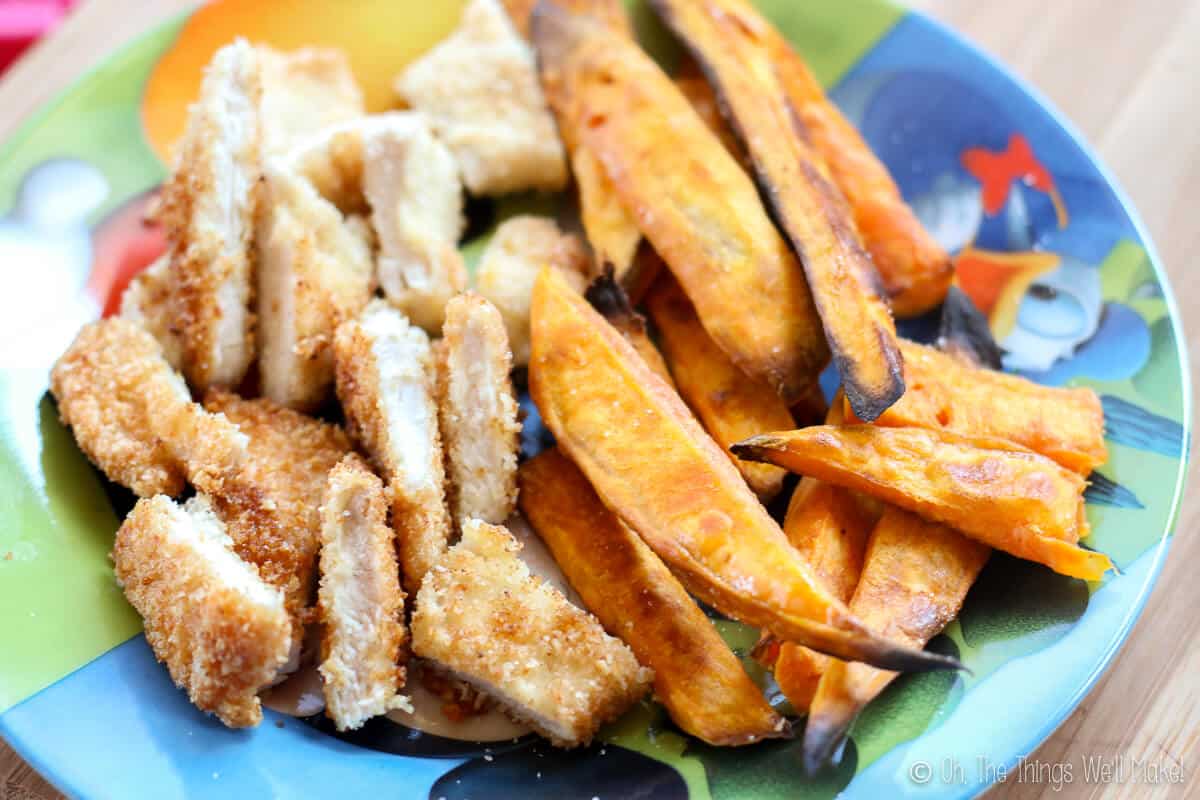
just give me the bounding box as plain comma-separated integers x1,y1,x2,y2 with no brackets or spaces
1001,258,1102,372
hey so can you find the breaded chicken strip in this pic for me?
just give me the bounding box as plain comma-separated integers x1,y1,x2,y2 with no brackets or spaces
119,254,183,369
256,162,374,411
50,318,246,498
395,0,567,195
437,294,520,527
112,494,292,728
158,39,263,391
412,519,652,747
318,455,409,731
334,301,452,594
472,216,589,366
259,46,364,154
203,390,354,618
363,114,467,333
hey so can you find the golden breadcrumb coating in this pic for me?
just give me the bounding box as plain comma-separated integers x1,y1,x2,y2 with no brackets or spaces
437,293,520,527
258,45,364,154
411,519,652,747
118,254,183,369
318,455,409,731
472,215,589,366
203,390,354,618
395,0,567,195
256,162,374,411
158,39,263,392
112,495,292,728
49,318,246,498
362,113,467,333
334,301,452,594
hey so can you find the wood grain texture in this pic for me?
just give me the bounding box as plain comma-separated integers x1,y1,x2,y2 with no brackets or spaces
0,0,1196,798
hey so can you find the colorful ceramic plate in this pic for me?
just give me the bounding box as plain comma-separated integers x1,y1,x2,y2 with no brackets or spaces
0,1,1190,798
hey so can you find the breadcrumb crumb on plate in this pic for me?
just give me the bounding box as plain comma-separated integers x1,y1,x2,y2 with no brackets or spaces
437,293,521,527
157,39,263,392
396,0,567,195
112,495,292,728
411,519,652,748
334,301,452,594
318,455,410,731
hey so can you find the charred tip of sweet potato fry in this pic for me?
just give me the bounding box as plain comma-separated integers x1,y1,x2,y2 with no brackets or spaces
584,265,645,333
937,285,1004,370
802,711,854,776
836,332,906,423
729,434,792,463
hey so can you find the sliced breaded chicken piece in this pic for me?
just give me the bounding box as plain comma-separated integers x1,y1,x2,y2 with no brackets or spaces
203,390,354,617
50,318,246,498
334,301,452,594
258,45,364,154
112,494,292,728
412,519,652,747
437,294,520,527
256,162,374,411
318,455,409,731
363,114,467,333
395,0,567,195
158,39,263,392
119,254,183,369
472,216,589,366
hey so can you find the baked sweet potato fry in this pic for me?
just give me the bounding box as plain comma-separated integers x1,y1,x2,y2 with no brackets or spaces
585,271,674,386
732,426,1112,580
844,339,1107,475
803,507,990,770
650,0,902,420
753,5,953,317
532,0,642,278
529,267,959,673
520,448,788,745
644,273,792,501
533,5,829,403
762,398,881,712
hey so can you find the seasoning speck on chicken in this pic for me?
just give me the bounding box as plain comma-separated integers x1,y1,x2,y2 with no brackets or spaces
437,293,521,527
334,301,452,594
157,38,263,392
112,494,292,728
318,455,410,731
395,0,567,195
411,519,652,747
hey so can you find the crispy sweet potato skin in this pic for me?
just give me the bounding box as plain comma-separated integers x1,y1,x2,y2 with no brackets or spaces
529,267,958,673
650,0,902,420
803,506,990,768
757,20,951,317
733,426,1112,581
645,274,793,501
520,448,788,745
533,5,829,403
585,271,674,386
847,340,1107,475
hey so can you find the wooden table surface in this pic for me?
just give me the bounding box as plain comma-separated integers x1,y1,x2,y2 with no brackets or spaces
1,1,1196,798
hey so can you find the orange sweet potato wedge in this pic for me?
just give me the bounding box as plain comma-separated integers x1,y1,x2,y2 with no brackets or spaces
844,339,1107,475
529,266,960,673
763,398,881,712
531,0,642,279
803,507,990,770
732,426,1112,581
644,274,793,502
649,0,903,420
585,270,675,386
520,448,789,745
755,12,953,317
533,4,829,403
